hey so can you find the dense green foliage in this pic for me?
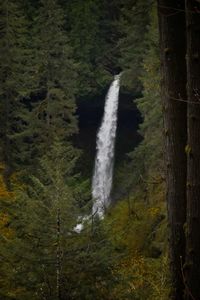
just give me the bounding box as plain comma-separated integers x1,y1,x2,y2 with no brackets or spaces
0,0,34,183
0,1,168,299
119,0,152,93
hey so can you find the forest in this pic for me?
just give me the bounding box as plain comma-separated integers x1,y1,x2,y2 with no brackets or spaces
0,0,200,299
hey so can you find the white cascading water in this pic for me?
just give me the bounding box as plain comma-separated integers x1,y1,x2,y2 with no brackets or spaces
92,74,121,217
74,74,121,232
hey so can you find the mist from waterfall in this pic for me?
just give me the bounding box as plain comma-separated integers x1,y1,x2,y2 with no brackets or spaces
92,74,121,217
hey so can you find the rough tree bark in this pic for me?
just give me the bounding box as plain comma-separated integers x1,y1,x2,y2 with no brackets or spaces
185,1,200,299
56,208,62,300
157,1,187,299
3,1,12,190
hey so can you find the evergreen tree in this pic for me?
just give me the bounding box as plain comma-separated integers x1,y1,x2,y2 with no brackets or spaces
157,0,187,298
0,140,79,299
0,0,34,186
185,1,200,299
29,0,77,160
119,0,152,93
64,0,112,96
0,139,117,300
114,4,162,198
132,5,162,182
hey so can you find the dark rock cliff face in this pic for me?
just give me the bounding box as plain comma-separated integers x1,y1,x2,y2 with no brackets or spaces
74,90,142,178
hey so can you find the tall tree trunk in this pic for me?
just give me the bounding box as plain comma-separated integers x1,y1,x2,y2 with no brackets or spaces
157,1,187,299
185,1,200,299
3,90,12,191
3,1,12,190
56,208,62,300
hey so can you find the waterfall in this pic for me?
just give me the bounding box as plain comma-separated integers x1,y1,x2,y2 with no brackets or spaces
74,74,121,233
92,74,121,217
